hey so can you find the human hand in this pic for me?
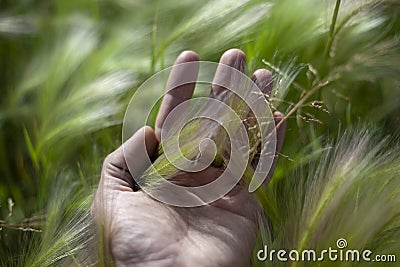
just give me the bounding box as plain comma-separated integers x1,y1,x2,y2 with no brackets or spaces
92,49,286,267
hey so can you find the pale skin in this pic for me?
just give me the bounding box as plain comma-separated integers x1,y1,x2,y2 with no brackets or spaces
92,49,286,267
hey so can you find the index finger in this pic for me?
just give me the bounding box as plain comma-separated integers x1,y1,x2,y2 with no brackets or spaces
155,51,199,140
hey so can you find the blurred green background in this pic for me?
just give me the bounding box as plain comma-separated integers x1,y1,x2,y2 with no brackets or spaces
1,0,400,266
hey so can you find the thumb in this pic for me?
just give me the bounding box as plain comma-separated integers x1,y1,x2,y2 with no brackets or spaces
91,126,157,261
101,126,158,192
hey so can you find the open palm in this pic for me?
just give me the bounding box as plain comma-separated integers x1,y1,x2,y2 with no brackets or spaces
92,49,285,267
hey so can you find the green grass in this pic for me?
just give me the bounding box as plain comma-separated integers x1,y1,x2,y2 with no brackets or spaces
1,0,400,266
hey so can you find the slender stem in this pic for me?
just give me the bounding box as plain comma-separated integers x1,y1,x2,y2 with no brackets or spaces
0,222,42,232
151,9,158,73
275,80,330,132
325,0,341,60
